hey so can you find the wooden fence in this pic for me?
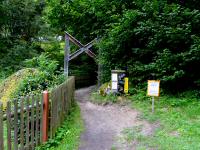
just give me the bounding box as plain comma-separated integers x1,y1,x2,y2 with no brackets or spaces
50,76,75,138
0,76,75,150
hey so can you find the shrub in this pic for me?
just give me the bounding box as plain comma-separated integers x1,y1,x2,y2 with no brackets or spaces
0,68,38,108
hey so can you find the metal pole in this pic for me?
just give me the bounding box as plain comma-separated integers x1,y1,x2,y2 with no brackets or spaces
152,96,155,113
64,34,70,77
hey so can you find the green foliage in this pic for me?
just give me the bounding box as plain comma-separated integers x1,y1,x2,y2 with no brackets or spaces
36,103,84,150
0,41,39,75
45,0,134,42
168,0,200,10
46,0,200,93
0,68,38,108
40,39,64,67
15,54,65,95
0,0,45,76
97,1,200,93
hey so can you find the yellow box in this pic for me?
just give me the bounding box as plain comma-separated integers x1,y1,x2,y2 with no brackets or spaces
124,77,129,94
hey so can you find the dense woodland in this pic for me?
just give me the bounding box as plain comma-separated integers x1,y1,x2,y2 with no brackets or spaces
1,0,200,95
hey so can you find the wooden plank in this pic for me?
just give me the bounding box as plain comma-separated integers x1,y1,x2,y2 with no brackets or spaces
64,31,96,58
50,91,54,137
3,103,37,121
56,89,59,130
35,95,39,146
13,99,18,150
67,84,70,113
25,96,30,149
63,91,66,114
55,89,58,135
31,95,35,149
50,91,54,138
6,101,12,150
40,94,43,143
52,90,56,137
58,88,61,127
0,102,4,150
20,97,24,150
61,88,65,122
54,90,57,134
52,91,56,137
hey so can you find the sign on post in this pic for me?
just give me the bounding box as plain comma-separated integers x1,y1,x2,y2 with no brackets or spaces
147,80,160,113
147,80,160,97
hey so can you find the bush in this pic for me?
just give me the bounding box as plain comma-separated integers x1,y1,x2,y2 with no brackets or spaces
17,54,66,95
98,1,200,93
0,68,38,108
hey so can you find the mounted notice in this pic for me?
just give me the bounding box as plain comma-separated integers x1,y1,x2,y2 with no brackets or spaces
147,80,160,97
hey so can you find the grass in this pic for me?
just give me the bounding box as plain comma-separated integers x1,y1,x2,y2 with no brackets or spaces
36,103,84,150
129,91,200,150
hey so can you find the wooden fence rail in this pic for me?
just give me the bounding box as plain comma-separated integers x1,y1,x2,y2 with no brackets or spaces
0,76,75,150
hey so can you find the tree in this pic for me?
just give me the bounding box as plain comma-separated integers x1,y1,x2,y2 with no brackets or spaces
0,0,45,75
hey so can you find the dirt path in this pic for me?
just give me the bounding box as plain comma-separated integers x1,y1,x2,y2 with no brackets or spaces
77,86,157,150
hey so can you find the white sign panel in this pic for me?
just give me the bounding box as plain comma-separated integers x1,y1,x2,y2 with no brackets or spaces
147,80,160,97
112,73,118,82
112,82,118,90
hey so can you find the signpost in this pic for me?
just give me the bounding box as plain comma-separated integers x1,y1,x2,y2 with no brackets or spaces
147,80,160,113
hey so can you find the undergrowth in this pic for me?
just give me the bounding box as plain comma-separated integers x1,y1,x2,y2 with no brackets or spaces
36,103,84,150
91,92,118,104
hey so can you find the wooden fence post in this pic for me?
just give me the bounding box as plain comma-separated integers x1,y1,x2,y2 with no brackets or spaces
42,91,49,142
0,102,4,150
7,101,12,150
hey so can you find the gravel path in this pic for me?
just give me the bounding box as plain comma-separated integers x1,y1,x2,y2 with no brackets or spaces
77,86,157,150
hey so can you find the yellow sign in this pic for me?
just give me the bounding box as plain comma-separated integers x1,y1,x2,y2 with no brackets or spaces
147,80,160,97
124,77,129,94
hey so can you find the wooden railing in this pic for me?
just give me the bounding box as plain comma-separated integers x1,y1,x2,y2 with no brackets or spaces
0,76,75,150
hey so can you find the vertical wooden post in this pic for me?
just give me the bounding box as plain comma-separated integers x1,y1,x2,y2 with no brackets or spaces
42,91,49,142
25,96,30,149
31,95,35,149
64,34,70,77
0,102,4,150
20,97,24,150
7,101,12,150
13,100,18,150
40,94,43,144
35,96,39,146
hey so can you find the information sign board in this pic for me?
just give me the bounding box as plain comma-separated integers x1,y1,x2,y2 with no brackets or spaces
147,80,160,97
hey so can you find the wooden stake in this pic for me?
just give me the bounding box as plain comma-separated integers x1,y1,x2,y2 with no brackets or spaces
42,91,49,142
